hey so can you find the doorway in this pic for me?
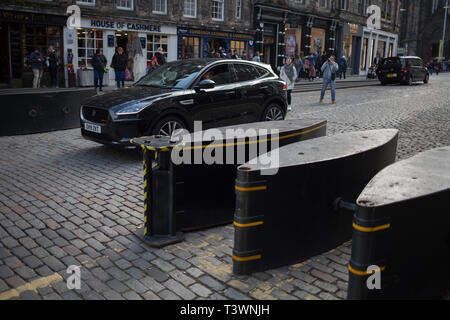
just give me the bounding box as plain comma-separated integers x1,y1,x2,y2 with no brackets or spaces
115,32,128,54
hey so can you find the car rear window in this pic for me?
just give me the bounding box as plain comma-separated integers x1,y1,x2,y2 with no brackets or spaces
382,57,405,68
233,63,260,82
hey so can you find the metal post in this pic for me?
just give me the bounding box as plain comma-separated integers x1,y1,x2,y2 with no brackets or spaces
442,0,449,60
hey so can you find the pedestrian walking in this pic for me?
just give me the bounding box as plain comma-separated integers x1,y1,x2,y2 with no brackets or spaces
111,47,128,88
307,56,316,81
280,57,297,111
241,50,247,60
294,54,303,81
253,51,261,62
30,49,44,88
319,55,339,104
92,49,107,92
155,47,166,66
47,46,59,88
338,55,347,80
231,50,239,59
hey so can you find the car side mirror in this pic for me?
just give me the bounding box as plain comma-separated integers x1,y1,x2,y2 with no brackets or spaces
194,79,215,92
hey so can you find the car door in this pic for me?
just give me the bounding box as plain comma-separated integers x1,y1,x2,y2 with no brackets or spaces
186,63,238,129
231,62,268,123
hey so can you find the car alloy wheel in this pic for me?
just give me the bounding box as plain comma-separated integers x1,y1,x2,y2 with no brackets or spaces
264,104,285,121
408,75,413,86
152,117,187,137
424,74,429,84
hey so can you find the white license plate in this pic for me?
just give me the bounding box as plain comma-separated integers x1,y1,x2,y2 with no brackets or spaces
84,122,101,134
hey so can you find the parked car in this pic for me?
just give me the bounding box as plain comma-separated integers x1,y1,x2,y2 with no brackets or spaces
377,56,429,85
80,59,288,146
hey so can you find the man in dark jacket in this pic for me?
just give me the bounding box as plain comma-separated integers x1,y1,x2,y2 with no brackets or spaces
30,49,44,88
92,49,107,91
111,47,128,88
47,46,59,87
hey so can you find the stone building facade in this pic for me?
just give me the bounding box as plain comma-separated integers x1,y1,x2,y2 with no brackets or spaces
399,0,450,62
253,0,401,75
0,0,253,87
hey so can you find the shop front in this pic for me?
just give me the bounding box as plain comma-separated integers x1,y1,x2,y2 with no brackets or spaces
177,28,253,60
65,17,177,87
359,27,398,75
342,23,363,75
285,21,302,58
0,10,67,88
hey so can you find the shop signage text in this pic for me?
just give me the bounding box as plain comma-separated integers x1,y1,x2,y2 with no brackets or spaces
178,28,253,41
89,19,161,32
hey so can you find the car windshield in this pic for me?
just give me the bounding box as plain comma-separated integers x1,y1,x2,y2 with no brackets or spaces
135,62,205,89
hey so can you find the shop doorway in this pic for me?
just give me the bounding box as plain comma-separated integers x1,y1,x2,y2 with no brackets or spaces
115,32,128,54
208,38,227,53
0,23,10,87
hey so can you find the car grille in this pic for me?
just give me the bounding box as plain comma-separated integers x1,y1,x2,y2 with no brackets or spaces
82,107,109,123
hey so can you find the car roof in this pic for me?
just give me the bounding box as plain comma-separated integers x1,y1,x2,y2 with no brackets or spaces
165,58,272,69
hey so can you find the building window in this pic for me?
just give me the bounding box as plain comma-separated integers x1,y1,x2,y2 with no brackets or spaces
319,0,327,8
184,0,197,18
340,0,348,10
77,29,103,68
432,0,439,14
231,40,246,56
361,38,368,70
147,34,168,62
295,0,306,4
212,0,224,21
153,0,167,14
386,0,392,20
357,0,364,15
76,0,95,5
182,36,201,59
236,0,242,19
117,0,133,10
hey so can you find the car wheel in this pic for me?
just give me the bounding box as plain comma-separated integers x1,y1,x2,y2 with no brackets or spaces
262,103,285,121
151,116,187,136
407,75,413,86
423,74,429,84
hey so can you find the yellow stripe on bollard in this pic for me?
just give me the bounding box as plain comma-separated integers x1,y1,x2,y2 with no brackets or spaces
352,222,390,232
235,185,267,192
232,254,262,262
233,221,264,228
348,264,386,276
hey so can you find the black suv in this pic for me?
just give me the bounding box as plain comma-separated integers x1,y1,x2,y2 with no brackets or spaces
377,56,429,85
80,59,288,146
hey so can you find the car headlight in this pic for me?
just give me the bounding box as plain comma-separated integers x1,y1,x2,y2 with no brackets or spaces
115,101,152,115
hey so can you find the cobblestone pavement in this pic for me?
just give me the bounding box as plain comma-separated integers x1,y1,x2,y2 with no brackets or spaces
0,74,449,300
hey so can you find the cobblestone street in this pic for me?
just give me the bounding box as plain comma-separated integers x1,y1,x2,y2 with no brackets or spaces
1,74,449,300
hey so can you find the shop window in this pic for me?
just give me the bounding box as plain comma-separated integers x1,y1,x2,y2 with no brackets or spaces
77,0,95,5
77,29,103,68
117,0,133,10
22,25,62,70
182,36,200,59
184,0,197,18
147,34,168,62
212,0,224,21
230,40,245,56
153,0,167,14
361,38,368,70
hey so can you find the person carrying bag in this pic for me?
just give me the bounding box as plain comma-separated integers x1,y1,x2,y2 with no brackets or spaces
319,55,339,104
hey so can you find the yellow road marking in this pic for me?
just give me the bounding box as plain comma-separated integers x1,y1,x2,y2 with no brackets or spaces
0,273,63,300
